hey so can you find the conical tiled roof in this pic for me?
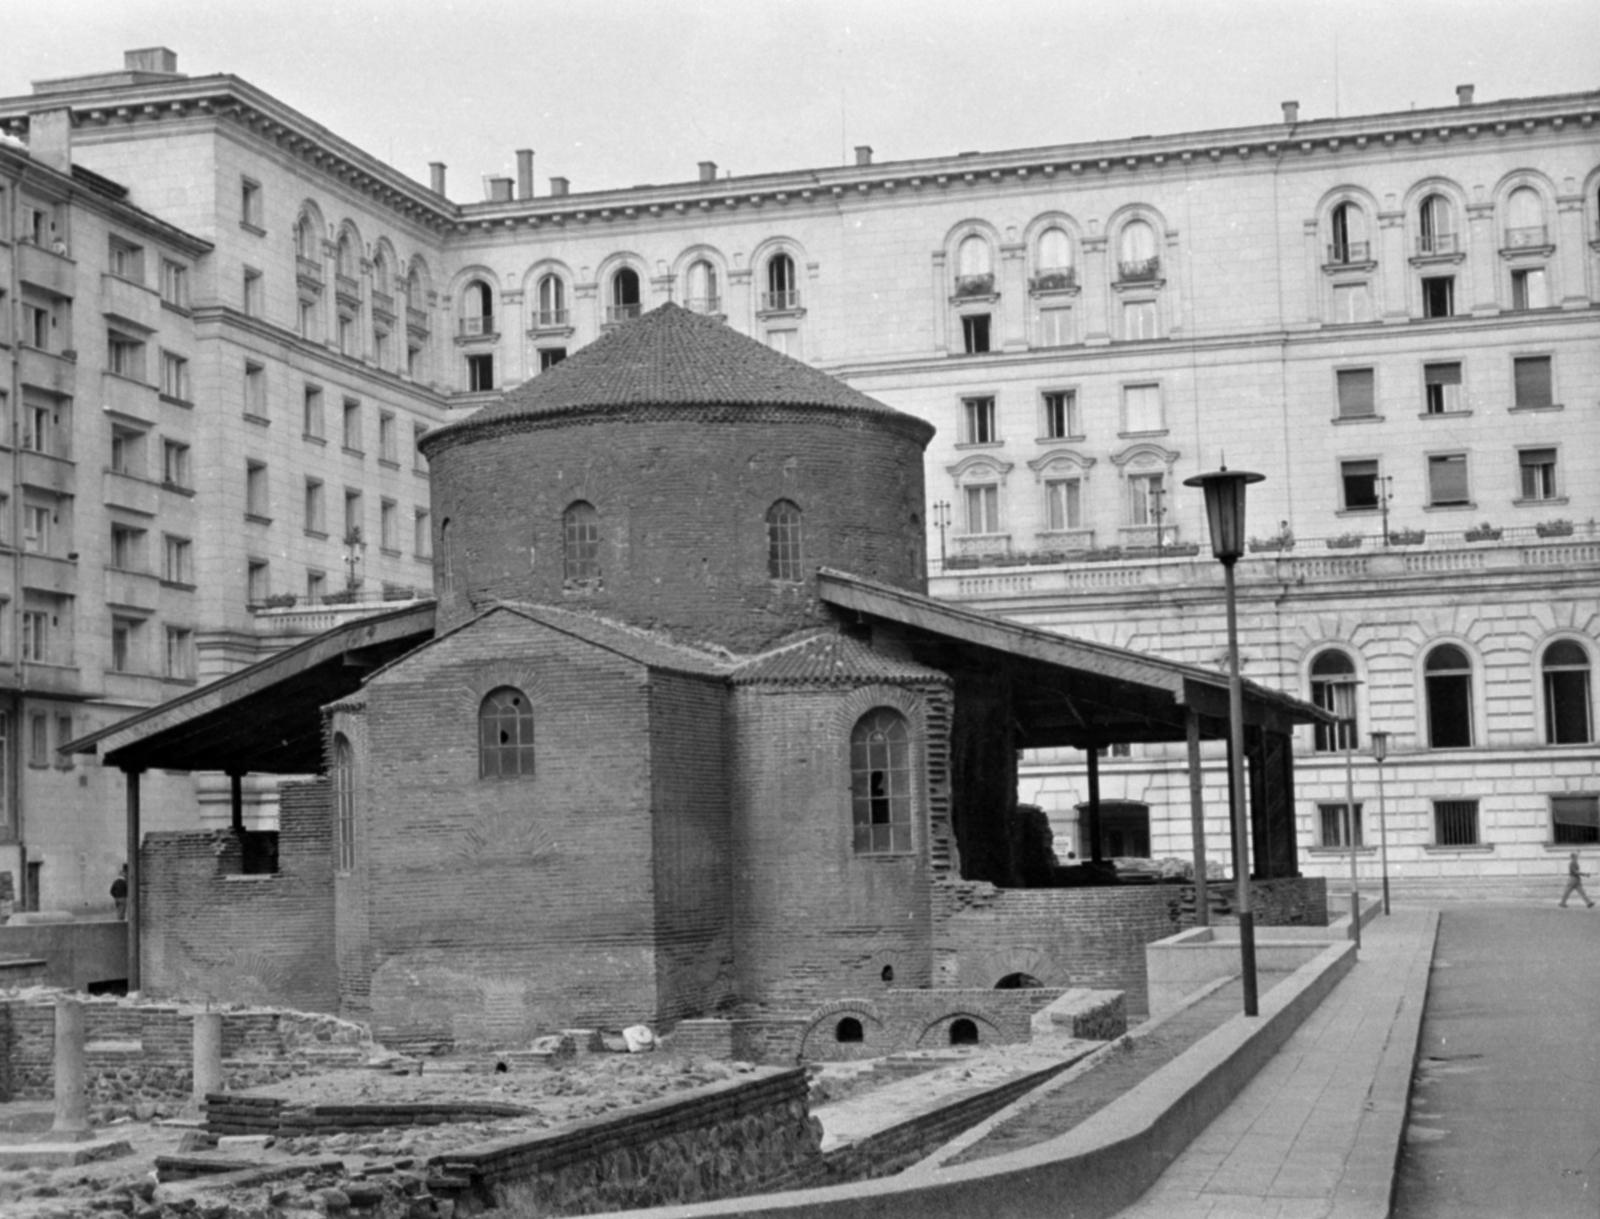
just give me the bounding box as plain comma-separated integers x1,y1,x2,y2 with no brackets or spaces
434,303,924,439
730,630,948,687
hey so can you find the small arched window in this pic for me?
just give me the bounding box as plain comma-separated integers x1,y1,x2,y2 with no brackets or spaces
479,687,535,778
766,500,802,582
610,268,641,322
562,501,601,585
438,517,453,596
1036,227,1071,272
295,214,319,260
336,233,357,280
372,250,389,297
461,281,494,336
1310,649,1358,752
1424,644,1474,748
851,708,913,854
948,1018,979,1046
1330,202,1368,263
1505,186,1546,248
834,1017,863,1043
333,733,355,872
1118,220,1159,280
685,259,719,314
404,268,421,310
765,252,798,310
1542,640,1592,745
536,273,566,326
1418,193,1455,255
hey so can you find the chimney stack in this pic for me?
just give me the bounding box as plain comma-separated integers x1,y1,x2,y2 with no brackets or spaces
698,160,717,183
855,145,873,166
429,162,447,196
487,177,513,203
124,47,178,74
549,176,569,198
28,107,73,174
1281,100,1299,124
516,149,534,200
1456,83,1475,106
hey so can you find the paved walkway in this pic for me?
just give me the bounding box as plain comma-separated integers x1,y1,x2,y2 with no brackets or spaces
1113,905,1439,1219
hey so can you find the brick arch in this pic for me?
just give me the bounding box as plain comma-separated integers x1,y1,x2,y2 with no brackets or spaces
913,1008,1004,1049
972,945,1067,989
797,1000,887,1061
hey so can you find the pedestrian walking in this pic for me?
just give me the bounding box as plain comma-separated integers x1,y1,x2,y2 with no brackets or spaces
1558,851,1594,908
110,864,128,920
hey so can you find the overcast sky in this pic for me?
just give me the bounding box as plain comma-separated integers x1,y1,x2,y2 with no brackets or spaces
2,0,1595,200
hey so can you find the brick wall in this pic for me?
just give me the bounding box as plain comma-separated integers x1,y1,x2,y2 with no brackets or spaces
425,410,928,652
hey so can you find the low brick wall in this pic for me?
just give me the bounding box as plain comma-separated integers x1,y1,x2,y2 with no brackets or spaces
205,1095,533,1138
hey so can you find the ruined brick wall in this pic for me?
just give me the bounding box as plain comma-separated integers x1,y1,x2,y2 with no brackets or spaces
140,779,336,1013
356,612,666,1047
728,682,942,1010
425,410,928,651
948,667,1022,886
649,673,735,1022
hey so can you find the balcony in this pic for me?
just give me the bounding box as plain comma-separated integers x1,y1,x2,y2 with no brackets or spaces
953,532,1012,558
1117,257,1162,283
103,469,161,516
105,566,161,611
101,372,159,423
19,449,75,495
21,660,83,697
605,303,642,324
457,316,496,338
371,290,396,322
1502,226,1550,251
17,240,76,297
101,274,162,332
336,273,362,306
531,308,570,330
406,306,430,336
760,289,802,312
1029,270,1078,293
21,552,78,597
296,255,323,288
18,345,76,396
952,273,996,299
1325,242,1372,265
1415,232,1459,256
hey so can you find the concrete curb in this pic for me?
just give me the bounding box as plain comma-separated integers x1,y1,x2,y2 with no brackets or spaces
592,939,1358,1219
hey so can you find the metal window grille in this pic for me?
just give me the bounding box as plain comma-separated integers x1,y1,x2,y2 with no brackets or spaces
851,709,913,853
1434,799,1479,846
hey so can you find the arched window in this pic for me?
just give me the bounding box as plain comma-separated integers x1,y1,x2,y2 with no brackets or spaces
766,500,802,581
1505,186,1546,248
684,260,719,314
404,268,421,310
1330,202,1369,263
1310,649,1358,752
562,501,601,585
851,708,913,853
955,234,993,295
1543,640,1592,744
765,252,798,310
479,687,535,778
372,250,389,298
1118,220,1159,279
536,273,566,326
333,734,355,872
1424,644,1474,748
1037,227,1071,272
1418,193,1454,255
295,214,319,260
461,280,494,336
336,233,357,280
609,268,641,322
438,517,453,596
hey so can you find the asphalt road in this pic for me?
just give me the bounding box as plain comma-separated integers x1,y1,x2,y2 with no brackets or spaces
1393,902,1600,1218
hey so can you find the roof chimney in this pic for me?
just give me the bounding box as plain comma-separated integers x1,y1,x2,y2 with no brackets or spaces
28,107,73,173
124,47,178,74
549,175,569,198
1456,83,1475,106
1281,100,1299,124
698,160,717,183
516,149,534,200
854,145,873,166
487,176,513,203
429,161,446,196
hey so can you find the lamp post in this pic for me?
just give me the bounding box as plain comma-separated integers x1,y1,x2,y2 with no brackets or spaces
342,527,366,591
932,500,951,570
1379,475,1394,547
1342,708,1362,950
1371,730,1392,915
1183,463,1264,1017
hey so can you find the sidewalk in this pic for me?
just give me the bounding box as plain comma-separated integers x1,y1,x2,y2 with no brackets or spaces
1113,905,1439,1219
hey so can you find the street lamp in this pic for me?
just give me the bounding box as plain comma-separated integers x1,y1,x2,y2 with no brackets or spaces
1371,730,1392,915
342,527,366,591
1183,463,1265,1017
932,500,951,570
1341,705,1362,951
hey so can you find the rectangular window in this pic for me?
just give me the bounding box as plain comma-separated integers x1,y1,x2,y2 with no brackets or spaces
413,424,428,472
298,299,316,339
163,535,192,584
414,508,431,557
1128,473,1166,526
160,260,189,309
23,403,52,454
22,611,49,663
962,396,997,444
1434,799,1480,846
247,560,270,605
23,503,51,554
306,570,327,602
108,332,145,381
379,411,397,463
22,303,51,350
1341,459,1380,511
1513,356,1553,410
241,178,263,228
1519,448,1558,501
1336,368,1375,419
1330,282,1372,324
110,616,138,673
1042,391,1079,439
1421,276,1455,318
342,399,362,451
1552,796,1600,845
30,714,48,766
108,237,145,283
243,268,263,317
244,362,266,418
162,440,191,489
344,490,362,540
1122,300,1158,341
539,347,568,370
304,478,326,534
1423,362,1462,415
55,714,73,767
964,484,1000,535
1044,478,1081,531
961,313,991,355
380,499,398,552
1510,268,1548,312
161,351,190,401
1427,454,1470,506
1038,306,1072,347
246,461,269,518
303,386,324,438
338,314,356,357
1122,383,1163,434
1318,802,1364,848
373,328,390,368
164,626,195,681
110,425,144,476
467,353,495,391
110,524,146,571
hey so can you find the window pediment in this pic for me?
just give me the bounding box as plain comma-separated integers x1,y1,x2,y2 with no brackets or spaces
947,454,1013,485
1027,449,1096,481
1110,442,1179,471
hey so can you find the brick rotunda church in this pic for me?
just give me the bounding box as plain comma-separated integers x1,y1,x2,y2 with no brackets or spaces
81,304,1327,1054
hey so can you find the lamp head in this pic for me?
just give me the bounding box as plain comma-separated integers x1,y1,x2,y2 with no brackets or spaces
1370,730,1390,762
1182,466,1265,562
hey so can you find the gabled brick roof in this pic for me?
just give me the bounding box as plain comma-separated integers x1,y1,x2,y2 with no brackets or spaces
466,303,916,423
730,630,949,687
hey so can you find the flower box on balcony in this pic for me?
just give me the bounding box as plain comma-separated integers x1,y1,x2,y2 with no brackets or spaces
1027,551,1066,566
322,589,358,605
944,555,981,570
1387,528,1426,546
262,592,298,609
1464,524,1503,543
1162,543,1201,557
1535,519,1575,538
1084,547,1125,563
1326,533,1364,550
1249,533,1296,553
992,553,1028,567
953,273,996,299
1028,271,1077,293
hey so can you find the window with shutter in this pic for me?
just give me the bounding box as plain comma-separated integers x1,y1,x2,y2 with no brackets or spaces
1427,454,1469,506
1336,368,1375,418
1513,356,1553,409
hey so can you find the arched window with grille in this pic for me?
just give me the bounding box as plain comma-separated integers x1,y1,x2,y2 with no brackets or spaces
766,500,802,581
1310,649,1359,752
479,687,535,778
955,234,993,296
1118,219,1159,280
765,252,798,310
1329,202,1369,264
1424,643,1474,748
461,280,494,337
562,501,601,585
536,273,566,326
1542,639,1592,744
1418,193,1455,255
1504,186,1546,249
609,268,641,322
851,708,913,854
684,259,719,314
333,733,355,872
